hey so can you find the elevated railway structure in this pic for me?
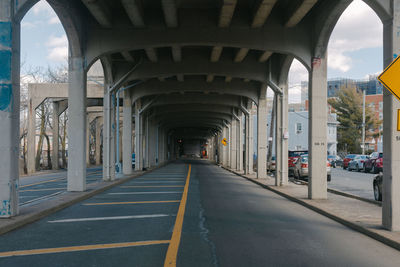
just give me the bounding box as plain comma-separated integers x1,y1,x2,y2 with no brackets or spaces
0,0,399,231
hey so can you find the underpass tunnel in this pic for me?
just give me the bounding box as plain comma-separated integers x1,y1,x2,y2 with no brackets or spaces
1,0,399,232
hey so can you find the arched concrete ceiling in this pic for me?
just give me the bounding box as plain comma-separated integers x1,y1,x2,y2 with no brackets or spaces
20,0,389,140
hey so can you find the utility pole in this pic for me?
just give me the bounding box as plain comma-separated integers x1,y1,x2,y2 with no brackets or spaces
362,88,366,154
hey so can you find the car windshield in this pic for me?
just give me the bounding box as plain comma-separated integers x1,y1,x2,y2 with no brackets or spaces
271,156,276,160
328,155,335,159
301,156,308,163
346,154,356,159
379,153,383,158
289,151,307,157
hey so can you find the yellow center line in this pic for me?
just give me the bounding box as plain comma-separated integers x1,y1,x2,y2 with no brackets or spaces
164,164,192,267
120,185,185,188
0,240,170,258
20,188,65,192
83,200,181,206
20,178,64,189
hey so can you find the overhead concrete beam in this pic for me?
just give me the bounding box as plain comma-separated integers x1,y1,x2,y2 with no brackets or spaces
225,76,232,82
150,94,242,110
153,104,235,117
234,48,249,62
86,24,312,68
206,75,214,83
285,0,318,27
211,46,223,62
259,51,273,62
121,0,145,27
162,0,178,27
116,57,269,83
177,74,184,82
129,79,259,104
81,0,112,28
251,0,278,28
121,51,135,62
219,0,237,27
145,48,158,62
171,45,182,62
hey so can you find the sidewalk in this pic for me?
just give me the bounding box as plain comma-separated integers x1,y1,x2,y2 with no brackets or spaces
223,167,400,251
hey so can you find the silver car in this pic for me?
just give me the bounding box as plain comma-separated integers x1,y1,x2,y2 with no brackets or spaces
348,155,368,172
293,154,331,182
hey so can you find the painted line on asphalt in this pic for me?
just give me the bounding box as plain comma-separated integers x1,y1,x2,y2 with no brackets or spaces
108,192,183,195
83,200,181,206
20,188,65,192
164,164,192,267
120,186,184,188
0,240,170,258
48,214,172,223
20,178,64,188
19,191,64,206
129,181,185,184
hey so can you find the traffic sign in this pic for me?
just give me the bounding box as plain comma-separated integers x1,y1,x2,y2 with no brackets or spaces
221,138,227,146
378,56,400,101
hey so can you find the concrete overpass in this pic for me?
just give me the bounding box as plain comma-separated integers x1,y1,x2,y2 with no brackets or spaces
0,0,399,232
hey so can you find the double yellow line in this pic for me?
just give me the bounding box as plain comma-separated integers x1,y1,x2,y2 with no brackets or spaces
164,164,192,266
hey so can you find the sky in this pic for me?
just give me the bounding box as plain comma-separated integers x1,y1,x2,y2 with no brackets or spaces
21,0,384,102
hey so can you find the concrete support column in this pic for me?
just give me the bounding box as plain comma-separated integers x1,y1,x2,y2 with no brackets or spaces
308,55,328,199
275,87,289,186
223,127,229,166
52,102,60,170
257,86,268,179
27,94,36,175
122,91,133,175
134,100,143,171
95,117,102,165
275,93,282,186
145,115,150,168
103,89,115,181
230,120,237,169
86,114,90,166
228,125,232,167
237,112,243,171
382,2,400,231
67,57,87,191
0,5,20,216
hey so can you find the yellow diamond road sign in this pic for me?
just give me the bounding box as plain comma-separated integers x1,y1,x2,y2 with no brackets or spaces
378,56,400,101
221,138,227,146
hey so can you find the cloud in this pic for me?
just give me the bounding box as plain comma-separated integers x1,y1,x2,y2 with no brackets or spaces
327,0,382,73
32,0,53,16
48,15,61,25
21,21,37,29
289,59,308,85
46,35,68,62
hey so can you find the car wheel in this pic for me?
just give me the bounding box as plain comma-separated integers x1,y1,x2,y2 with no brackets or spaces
374,182,382,201
327,175,331,182
356,164,360,172
363,165,367,173
372,165,377,174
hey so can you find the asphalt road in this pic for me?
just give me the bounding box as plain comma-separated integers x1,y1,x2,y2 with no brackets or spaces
1,160,399,266
329,167,376,200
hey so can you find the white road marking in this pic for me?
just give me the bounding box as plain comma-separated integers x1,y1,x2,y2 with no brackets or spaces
48,214,171,223
129,181,185,184
108,191,183,195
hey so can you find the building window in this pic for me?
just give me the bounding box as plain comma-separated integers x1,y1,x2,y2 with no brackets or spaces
379,112,383,120
379,101,383,110
296,123,302,134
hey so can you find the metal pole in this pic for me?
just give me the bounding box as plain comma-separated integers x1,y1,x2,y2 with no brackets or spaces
362,88,366,154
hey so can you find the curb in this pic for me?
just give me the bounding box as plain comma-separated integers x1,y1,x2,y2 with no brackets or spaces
291,178,382,206
220,166,400,252
0,163,168,236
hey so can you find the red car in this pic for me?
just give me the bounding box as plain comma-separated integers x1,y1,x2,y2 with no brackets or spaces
342,154,357,169
288,150,307,176
364,152,383,173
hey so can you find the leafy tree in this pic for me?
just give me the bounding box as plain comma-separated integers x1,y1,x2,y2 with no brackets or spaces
328,86,380,154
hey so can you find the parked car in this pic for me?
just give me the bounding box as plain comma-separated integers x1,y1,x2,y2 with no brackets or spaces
267,156,276,172
132,153,135,168
342,154,357,169
327,155,342,168
373,172,383,201
348,155,369,172
288,150,308,176
293,154,331,182
364,152,383,173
